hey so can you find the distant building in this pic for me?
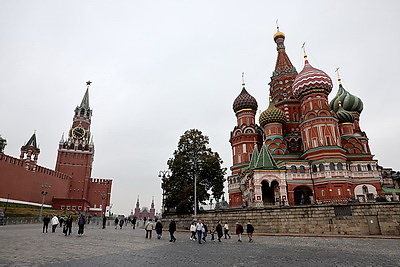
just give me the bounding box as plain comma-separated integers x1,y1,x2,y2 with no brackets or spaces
132,196,155,220
0,82,112,215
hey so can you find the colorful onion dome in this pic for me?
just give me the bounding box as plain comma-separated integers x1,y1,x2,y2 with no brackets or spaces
293,57,333,99
330,80,363,114
336,102,355,123
233,83,258,113
259,98,286,128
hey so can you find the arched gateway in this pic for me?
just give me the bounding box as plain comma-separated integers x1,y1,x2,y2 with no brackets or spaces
293,186,313,205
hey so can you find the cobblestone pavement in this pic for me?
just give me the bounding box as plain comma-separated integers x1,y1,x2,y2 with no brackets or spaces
0,223,399,267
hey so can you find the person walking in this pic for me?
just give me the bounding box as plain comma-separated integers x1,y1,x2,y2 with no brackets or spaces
246,221,254,242
215,221,223,242
155,219,163,239
144,219,154,239
64,215,73,236
102,215,106,229
42,215,50,233
195,219,204,244
168,220,176,242
224,222,231,239
202,221,208,242
114,217,119,229
132,217,137,229
235,222,244,242
119,218,124,229
77,214,86,236
210,224,215,241
189,221,197,241
51,215,59,233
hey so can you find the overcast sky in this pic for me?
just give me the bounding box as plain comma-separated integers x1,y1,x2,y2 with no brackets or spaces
1,1,399,215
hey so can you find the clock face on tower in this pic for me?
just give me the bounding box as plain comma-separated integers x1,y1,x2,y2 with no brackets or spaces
72,126,86,139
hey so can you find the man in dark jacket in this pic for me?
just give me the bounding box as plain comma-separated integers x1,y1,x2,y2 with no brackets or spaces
168,220,176,242
215,221,223,242
155,219,163,239
42,215,50,233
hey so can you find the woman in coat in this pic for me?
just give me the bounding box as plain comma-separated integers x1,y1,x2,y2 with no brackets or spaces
155,219,163,239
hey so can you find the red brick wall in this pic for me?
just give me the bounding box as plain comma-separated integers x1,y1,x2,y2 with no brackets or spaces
0,154,70,205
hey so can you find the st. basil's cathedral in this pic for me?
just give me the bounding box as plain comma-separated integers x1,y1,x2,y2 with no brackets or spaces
228,28,388,208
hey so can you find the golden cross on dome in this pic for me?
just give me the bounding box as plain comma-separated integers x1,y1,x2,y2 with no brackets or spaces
301,42,307,59
335,67,342,84
276,19,280,32
242,72,246,85
86,80,92,88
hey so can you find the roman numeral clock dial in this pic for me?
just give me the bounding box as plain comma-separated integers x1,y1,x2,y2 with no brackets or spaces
72,127,86,139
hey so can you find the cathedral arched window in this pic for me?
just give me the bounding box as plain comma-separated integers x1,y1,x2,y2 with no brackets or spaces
357,164,362,171
329,162,335,171
337,162,343,170
300,166,305,173
319,164,325,172
80,109,85,115
367,164,372,171
291,165,297,173
312,165,317,172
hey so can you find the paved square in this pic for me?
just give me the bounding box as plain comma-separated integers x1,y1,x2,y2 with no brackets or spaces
0,223,399,266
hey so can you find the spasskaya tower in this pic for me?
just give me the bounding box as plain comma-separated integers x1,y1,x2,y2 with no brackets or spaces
53,81,112,215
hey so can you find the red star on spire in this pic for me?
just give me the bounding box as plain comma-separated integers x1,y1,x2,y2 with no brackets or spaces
86,80,92,87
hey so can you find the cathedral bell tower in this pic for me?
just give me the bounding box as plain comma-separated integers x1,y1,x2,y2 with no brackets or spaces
55,81,95,199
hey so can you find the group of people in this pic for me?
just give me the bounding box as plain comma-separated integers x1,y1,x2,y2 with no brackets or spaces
189,220,254,243
42,214,86,236
43,214,254,243
143,219,177,242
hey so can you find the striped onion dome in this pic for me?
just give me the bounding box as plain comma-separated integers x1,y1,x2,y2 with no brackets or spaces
259,99,286,128
336,102,355,123
330,81,363,114
293,58,333,99
233,84,258,113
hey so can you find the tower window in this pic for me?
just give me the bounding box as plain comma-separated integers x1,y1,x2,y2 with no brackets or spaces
326,137,331,146
357,164,362,172
319,164,325,172
329,162,335,171
300,166,305,173
337,162,343,170
312,165,317,172
367,164,372,171
291,165,297,173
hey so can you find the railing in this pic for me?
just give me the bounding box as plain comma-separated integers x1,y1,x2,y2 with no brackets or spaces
0,217,42,225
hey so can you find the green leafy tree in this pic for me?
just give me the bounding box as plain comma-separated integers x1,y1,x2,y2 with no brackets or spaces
162,129,226,214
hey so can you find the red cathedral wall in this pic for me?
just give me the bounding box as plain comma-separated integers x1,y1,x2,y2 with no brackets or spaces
0,154,70,205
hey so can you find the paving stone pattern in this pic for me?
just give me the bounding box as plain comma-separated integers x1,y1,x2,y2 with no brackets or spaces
0,223,399,267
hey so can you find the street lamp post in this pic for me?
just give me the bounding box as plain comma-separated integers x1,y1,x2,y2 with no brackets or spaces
158,170,170,214
39,184,50,219
101,192,106,216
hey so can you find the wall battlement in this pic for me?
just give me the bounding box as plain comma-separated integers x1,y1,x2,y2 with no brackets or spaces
0,153,71,180
90,178,112,184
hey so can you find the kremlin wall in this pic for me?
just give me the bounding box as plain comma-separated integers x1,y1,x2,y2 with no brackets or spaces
0,83,112,216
